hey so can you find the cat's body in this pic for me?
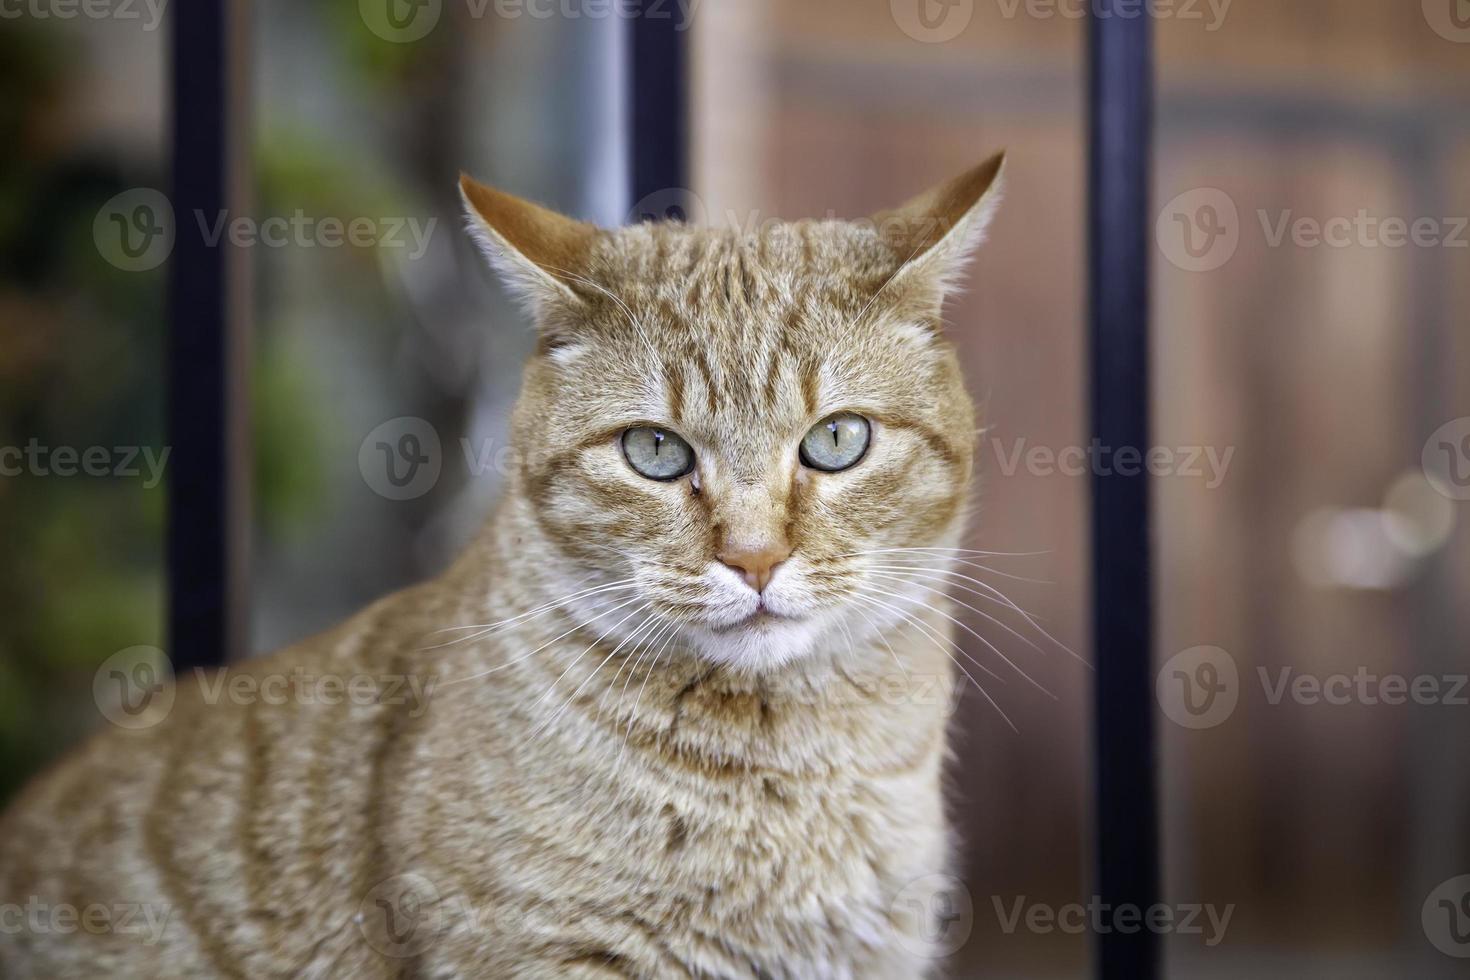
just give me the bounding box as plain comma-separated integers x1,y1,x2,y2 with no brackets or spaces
0,155,1005,978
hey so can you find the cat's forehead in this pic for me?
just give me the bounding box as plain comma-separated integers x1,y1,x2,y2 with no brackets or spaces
581,220,904,351
588,218,887,318
548,221,943,463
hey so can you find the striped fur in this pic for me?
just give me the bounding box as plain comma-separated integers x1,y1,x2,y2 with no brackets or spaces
0,155,1005,979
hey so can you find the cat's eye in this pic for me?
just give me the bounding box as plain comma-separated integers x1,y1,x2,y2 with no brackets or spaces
621,427,695,481
800,412,871,472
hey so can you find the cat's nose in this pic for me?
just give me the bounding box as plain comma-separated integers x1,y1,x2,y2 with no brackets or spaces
718,543,792,594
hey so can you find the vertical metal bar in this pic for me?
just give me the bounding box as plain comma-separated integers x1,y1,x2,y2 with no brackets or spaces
1088,4,1159,979
168,0,250,670
628,7,689,210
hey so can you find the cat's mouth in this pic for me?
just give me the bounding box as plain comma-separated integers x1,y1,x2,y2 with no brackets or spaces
711,604,790,633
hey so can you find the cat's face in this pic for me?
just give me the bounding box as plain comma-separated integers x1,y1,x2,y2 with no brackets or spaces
463,158,1004,671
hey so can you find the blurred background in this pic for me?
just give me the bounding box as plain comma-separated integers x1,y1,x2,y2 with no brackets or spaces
1,0,1467,976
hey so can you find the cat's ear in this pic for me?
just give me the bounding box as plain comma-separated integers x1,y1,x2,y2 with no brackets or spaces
870,151,1006,308
459,174,602,316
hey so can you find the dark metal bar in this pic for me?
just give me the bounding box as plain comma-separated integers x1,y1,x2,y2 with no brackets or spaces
168,0,250,670
628,6,689,213
1088,5,1160,980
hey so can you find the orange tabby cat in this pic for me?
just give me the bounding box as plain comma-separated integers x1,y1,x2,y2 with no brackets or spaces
0,153,1005,978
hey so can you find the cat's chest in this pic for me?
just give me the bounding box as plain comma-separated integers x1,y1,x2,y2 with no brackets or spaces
614,769,949,975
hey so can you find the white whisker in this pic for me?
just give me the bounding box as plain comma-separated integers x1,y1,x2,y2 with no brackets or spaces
860,582,1056,701
840,546,1050,559
424,578,641,649
850,588,1016,733
613,618,685,777
596,614,672,726
867,569,1047,656
540,262,660,362
867,564,1086,666
531,605,660,740
438,593,645,687
849,587,1004,685
848,602,910,682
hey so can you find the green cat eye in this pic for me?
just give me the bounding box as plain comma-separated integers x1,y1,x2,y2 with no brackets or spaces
621,427,695,481
800,412,871,473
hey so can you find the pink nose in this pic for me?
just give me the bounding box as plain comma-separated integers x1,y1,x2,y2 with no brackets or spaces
718,543,792,593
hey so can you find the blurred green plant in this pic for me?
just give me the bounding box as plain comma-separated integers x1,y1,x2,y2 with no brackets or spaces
2,0,451,805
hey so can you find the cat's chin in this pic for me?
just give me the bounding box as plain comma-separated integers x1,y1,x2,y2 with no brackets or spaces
688,613,826,674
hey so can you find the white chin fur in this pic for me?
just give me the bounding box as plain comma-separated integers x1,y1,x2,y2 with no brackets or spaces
689,615,827,674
